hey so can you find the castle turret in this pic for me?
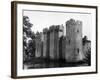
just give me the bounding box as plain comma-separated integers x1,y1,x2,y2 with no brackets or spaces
35,31,43,58
49,25,64,60
65,19,83,62
43,28,50,59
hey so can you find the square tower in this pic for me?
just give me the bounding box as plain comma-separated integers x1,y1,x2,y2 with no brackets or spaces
35,32,43,58
65,19,83,62
43,28,50,59
49,25,64,60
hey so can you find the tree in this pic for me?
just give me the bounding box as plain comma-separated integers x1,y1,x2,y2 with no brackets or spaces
82,36,91,65
23,16,36,62
82,36,88,45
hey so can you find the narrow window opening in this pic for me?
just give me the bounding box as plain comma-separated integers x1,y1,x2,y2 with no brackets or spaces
77,48,79,54
77,30,79,33
69,40,70,44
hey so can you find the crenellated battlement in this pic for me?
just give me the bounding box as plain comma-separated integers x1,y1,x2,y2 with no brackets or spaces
49,25,64,32
66,19,82,27
43,28,48,34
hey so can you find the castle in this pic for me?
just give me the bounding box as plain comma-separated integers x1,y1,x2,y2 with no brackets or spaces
35,19,84,62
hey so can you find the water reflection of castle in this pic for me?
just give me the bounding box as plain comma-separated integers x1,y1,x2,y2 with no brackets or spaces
35,19,89,62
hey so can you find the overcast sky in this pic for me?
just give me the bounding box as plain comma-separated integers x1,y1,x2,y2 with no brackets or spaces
23,10,91,40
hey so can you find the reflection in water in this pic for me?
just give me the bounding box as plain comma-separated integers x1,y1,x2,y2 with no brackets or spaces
24,59,88,69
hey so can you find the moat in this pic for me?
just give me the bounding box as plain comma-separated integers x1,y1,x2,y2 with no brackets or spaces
23,57,89,69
